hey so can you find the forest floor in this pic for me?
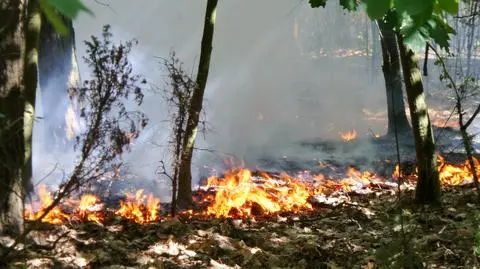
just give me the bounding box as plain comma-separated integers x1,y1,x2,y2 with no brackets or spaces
3,89,479,268
2,179,479,269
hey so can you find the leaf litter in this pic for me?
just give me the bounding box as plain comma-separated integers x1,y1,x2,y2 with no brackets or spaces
2,182,480,269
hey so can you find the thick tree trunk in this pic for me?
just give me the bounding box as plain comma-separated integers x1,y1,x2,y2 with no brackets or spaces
378,22,410,135
38,14,79,151
177,0,218,208
23,0,41,199
0,0,25,235
398,36,441,204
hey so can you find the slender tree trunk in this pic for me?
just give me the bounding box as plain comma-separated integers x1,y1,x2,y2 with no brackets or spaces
23,0,41,198
398,35,441,204
177,0,218,208
379,22,410,135
370,21,380,83
466,0,478,76
38,14,79,151
0,0,25,235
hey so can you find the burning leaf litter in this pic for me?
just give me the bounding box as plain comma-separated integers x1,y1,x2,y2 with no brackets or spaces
115,189,160,224
24,155,480,224
9,184,480,268
339,129,358,141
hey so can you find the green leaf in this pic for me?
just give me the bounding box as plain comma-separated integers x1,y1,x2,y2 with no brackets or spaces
409,3,434,27
46,0,93,19
340,0,358,11
424,14,455,51
0,113,5,119
39,0,68,35
396,0,434,16
437,0,458,14
308,0,328,8
365,0,392,19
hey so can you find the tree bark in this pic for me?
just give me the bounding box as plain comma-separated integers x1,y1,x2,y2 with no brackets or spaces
38,14,79,151
0,0,26,235
23,0,41,199
177,0,218,208
398,35,441,204
378,21,411,135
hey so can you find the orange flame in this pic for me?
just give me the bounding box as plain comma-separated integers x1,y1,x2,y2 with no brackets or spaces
114,189,160,224
24,185,68,224
438,155,480,185
391,155,480,185
24,185,104,224
339,130,357,141
206,169,313,218
69,194,104,224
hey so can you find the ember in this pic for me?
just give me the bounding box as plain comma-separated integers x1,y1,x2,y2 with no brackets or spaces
339,129,357,141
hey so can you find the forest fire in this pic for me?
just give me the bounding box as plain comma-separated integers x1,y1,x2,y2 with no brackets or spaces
24,186,157,225
339,129,357,141
392,155,480,185
25,185,69,224
24,155,480,224
438,156,480,185
205,169,313,218
114,189,160,224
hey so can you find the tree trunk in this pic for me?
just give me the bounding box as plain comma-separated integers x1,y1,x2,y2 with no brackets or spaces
466,0,478,76
370,20,380,83
0,0,25,235
38,14,79,151
398,35,441,204
177,0,218,208
23,0,41,198
378,21,410,135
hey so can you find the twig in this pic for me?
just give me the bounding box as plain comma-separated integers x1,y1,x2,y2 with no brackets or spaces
428,42,480,200
34,163,59,187
93,0,114,12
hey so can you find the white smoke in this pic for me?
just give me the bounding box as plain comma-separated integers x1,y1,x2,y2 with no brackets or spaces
33,0,393,200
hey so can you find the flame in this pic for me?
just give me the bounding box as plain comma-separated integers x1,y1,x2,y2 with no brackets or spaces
69,194,104,224
339,130,357,141
25,185,104,224
24,185,68,224
391,155,480,185
392,163,401,180
438,155,479,185
206,169,313,218
24,153,480,224
114,189,160,224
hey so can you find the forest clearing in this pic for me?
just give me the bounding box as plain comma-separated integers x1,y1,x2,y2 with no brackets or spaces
1,0,480,268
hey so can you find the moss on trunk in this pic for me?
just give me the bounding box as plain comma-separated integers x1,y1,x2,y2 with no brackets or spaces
23,0,41,198
398,36,441,204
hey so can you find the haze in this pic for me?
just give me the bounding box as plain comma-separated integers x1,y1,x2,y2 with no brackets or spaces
33,0,392,199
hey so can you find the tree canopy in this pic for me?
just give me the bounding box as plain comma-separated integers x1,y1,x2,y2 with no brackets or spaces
308,0,459,52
